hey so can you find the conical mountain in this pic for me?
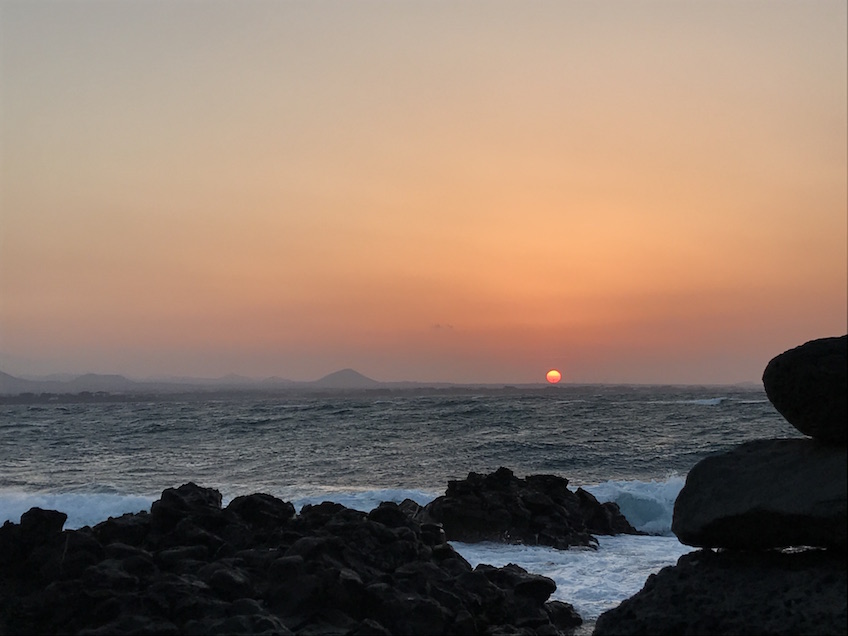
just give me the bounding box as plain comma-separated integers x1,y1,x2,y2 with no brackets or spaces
311,368,379,388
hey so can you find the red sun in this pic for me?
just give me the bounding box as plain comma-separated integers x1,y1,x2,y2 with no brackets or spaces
546,369,562,384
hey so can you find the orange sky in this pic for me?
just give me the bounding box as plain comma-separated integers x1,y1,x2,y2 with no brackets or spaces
1,1,846,384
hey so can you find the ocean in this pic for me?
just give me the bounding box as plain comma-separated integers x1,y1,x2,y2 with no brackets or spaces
0,384,795,629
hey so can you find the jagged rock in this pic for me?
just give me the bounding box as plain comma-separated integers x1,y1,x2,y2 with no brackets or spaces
150,482,224,531
20,507,67,547
672,438,847,551
0,483,583,635
762,335,847,443
593,548,847,635
575,487,641,535
418,467,640,549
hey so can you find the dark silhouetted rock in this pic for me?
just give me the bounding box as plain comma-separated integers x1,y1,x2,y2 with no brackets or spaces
226,492,295,528
672,438,847,551
593,548,847,636
762,335,847,443
0,482,583,635
575,487,641,535
20,507,67,547
418,467,641,549
92,511,151,547
594,337,848,635
150,482,223,531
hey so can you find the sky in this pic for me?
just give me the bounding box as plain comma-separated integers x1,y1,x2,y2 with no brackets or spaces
1,0,846,385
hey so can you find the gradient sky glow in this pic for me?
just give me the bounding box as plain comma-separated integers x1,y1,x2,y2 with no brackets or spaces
1,1,846,384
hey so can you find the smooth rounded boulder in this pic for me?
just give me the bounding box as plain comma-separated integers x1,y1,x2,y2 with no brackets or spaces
672,438,847,551
762,335,847,443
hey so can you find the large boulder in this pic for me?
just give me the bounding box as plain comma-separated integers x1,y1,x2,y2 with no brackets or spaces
672,438,847,551
418,467,640,549
593,548,847,635
597,337,848,635
762,335,847,443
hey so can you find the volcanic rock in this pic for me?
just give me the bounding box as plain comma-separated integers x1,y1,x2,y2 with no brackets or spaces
19,507,68,548
417,467,641,549
762,334,847,443
672,438,847,551
592,548,847,635
0,483,583,635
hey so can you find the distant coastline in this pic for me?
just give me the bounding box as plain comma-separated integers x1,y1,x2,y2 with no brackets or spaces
0,368,761,403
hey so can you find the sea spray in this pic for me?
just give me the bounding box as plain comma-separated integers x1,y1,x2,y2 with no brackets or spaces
584,475,686,535
453,534,693,621
0,491,155,530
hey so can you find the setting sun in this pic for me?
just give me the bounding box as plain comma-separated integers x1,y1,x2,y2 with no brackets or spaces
0,1,844,386
546,369,562,384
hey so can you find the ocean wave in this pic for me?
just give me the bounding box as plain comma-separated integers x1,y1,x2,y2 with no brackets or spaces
0,476,684,539
453,534,693,621
0,486,445,531
582,475,686,535
0,491,155,530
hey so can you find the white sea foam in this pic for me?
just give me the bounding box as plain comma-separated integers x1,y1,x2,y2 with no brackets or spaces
0,478,682,535
0,491,155,530
0,488,441,530
283,478,686,538
0,482,692,624
582,475,686,535
453,534,693,621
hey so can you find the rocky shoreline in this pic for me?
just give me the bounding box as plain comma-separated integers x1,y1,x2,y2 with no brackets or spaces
0,467,639,635
2,336,845,635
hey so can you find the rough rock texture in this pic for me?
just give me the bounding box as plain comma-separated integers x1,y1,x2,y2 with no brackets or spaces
417,467,641,549
592,548,847,636
0,482,584,636
762,335,847,443
671,438,847,551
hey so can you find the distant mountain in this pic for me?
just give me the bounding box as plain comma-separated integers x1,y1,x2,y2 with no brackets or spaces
65,373,137,391
19,372,79,382
310,368,379,388
0,371,145,395
0,370,47,395
0,368,378,396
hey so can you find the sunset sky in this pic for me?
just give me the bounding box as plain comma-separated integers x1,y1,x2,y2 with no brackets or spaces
1,0,846,385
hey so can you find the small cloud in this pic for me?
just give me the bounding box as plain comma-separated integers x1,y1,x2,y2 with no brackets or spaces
431,323,454,331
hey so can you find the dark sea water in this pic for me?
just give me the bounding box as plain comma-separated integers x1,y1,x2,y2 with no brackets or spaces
0,384,796,624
